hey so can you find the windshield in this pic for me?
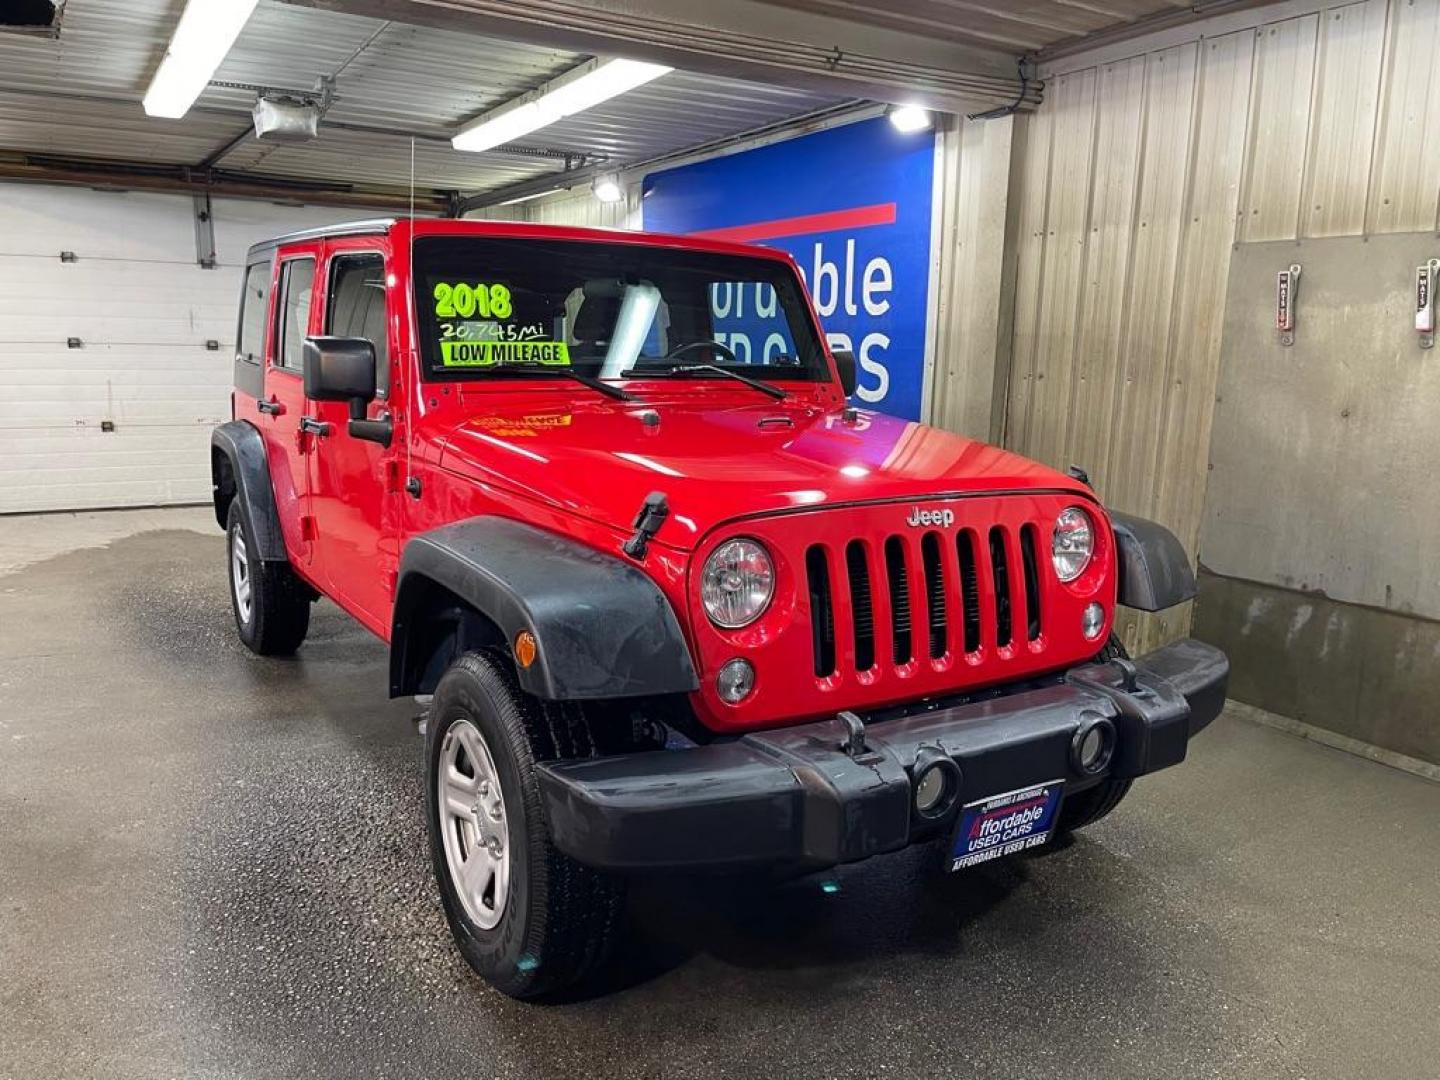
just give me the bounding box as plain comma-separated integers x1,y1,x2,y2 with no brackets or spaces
413,236,827,384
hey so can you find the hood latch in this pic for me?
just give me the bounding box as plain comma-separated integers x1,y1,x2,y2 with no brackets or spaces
622,491,669,559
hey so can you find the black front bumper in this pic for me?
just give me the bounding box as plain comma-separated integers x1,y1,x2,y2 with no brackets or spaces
537,639,1228,873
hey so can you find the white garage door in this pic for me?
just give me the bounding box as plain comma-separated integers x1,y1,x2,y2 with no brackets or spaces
0,184,361,514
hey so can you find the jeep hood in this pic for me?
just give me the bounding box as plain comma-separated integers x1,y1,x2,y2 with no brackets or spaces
437,399,1090,550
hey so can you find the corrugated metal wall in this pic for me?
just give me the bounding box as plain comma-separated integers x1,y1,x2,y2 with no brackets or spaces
470,187,643,229
1002,0,1440,650
927,114,1019,443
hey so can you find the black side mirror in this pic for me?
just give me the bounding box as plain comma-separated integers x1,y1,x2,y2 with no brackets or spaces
832,348,857,397
303,336,391,447
304,336,376,405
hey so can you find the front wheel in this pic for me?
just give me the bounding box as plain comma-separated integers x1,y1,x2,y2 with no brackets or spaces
425,650,625,999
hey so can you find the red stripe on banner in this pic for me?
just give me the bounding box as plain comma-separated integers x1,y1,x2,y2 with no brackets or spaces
690,203,897,244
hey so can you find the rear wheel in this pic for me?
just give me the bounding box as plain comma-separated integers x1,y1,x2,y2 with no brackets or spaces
425,649,625,1000
1057,634,1133,833
225,500,310,656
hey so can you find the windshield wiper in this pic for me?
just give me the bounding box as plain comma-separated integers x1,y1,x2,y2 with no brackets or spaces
476,362,634,402
623,362,788,400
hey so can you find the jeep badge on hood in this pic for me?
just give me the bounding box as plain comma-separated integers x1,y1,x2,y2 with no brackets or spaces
906,507,955,527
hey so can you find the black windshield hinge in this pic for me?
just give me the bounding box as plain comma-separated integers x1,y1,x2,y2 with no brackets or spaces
623,491,669,559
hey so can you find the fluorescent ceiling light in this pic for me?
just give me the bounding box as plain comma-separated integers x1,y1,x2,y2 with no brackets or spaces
888,104,932,133
453,58,672,154
143,0,259,119
592,176,624,203
495,187,563,207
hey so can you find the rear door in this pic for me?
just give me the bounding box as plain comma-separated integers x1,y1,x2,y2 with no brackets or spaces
258,246,321,567
306,242,399,632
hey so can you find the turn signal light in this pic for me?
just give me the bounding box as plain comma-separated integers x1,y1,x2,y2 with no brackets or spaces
514,630,538,669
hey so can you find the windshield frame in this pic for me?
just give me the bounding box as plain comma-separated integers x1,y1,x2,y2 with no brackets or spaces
410,234,831,387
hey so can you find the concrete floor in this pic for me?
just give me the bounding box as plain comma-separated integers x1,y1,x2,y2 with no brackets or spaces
2,510,1438,1080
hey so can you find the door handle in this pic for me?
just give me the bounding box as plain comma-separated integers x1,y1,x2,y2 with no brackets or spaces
299,417,332,437
257,397,285,416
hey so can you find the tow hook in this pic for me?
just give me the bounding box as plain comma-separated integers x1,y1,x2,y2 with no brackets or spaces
838,710,868,758
622,490,669,559
1110,657,1140,692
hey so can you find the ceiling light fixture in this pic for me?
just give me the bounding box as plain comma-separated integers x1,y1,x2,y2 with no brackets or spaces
495,187,563,207
452,58,672,154
592,176,624,203
143,0,260,119
887,104,933,133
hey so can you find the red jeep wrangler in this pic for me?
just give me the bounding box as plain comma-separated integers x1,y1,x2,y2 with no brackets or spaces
211,218,1227,999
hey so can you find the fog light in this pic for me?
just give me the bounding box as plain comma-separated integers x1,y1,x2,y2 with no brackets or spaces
1071,714,1115,775
915,766,946,813
1082,602,1105,640
716,658,755,704
911,747,961,820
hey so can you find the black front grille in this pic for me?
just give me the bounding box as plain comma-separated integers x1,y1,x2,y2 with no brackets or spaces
921,532,947,659
884,537,911,664
806,545,835,678
1020,525,1043,642
807,521,1047,679
989,527,1011,648
957,529,981,653
846,541,875,671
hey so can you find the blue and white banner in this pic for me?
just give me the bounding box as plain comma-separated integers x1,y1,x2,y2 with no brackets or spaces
641,116,936,419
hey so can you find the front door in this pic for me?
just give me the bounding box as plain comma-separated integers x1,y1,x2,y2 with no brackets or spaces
258,248,321,569
306,244,399,634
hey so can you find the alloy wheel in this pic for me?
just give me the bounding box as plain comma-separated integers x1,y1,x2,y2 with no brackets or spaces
438,717,511,930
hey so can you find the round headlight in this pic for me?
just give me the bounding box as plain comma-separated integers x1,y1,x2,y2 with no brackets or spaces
701,538,775,628
1052,507,1094,583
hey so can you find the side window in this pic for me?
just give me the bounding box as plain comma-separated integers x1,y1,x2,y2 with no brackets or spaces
276,258,316,371
237,261,270,364
326,254,390,394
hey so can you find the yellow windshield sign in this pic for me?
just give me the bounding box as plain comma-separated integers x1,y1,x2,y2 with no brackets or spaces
434,282,513,319
440,340,571,367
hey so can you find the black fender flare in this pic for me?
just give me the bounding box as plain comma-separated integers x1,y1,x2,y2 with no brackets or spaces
1109,511,1197,611
210,421,286,562
390,517,699,701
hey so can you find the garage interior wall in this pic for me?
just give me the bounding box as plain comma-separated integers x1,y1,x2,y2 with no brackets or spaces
471,187,643,230
927,113,1022,445
1002,0,1440,761
0,185,364,514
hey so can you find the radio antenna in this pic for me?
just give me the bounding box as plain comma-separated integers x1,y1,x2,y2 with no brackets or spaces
404,136,415,488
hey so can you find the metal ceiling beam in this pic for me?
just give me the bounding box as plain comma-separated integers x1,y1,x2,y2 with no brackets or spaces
281,0,1039,115
198,124,254,169
0,154,454,213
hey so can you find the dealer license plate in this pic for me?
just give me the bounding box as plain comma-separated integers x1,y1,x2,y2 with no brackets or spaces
950,780,1065,871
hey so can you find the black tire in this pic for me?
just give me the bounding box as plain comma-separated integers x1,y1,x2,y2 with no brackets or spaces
425,649,625,1000
1057,634,1133,833
225,500,310,656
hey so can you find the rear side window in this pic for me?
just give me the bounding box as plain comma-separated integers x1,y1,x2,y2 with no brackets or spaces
237,262,270,364
276,258,315,371
326,254,389,394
